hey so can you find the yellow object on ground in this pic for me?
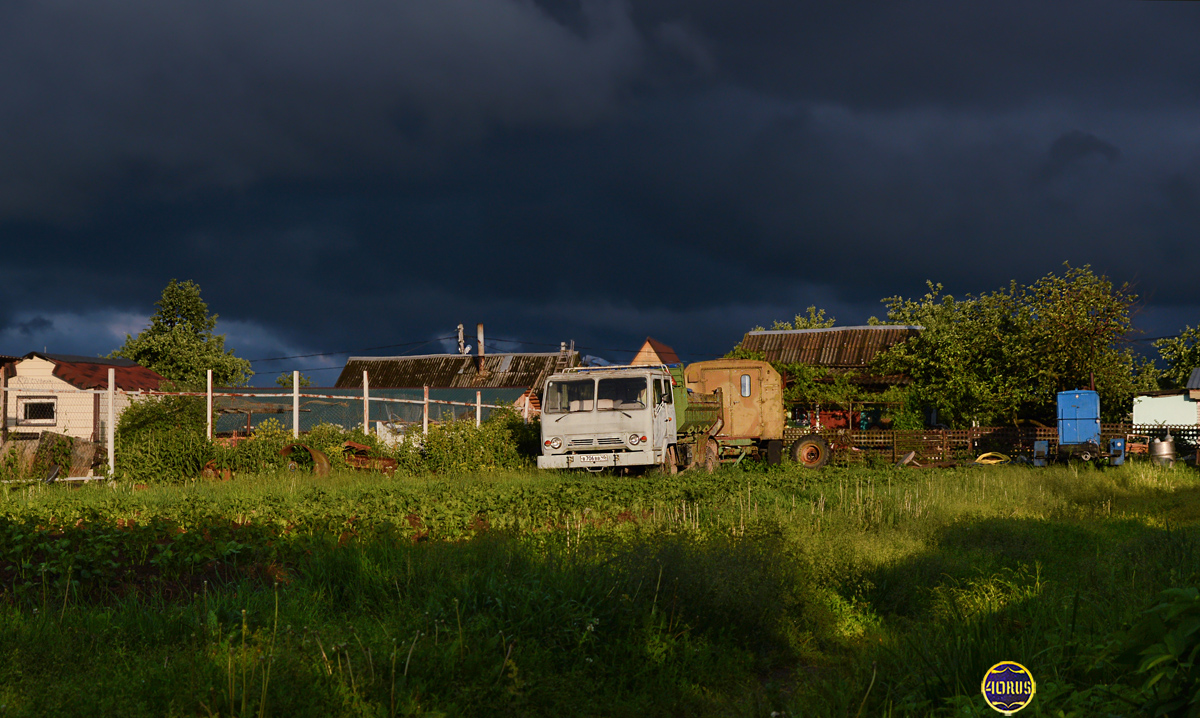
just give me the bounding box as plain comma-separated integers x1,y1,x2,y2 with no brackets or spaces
974,452,1010,465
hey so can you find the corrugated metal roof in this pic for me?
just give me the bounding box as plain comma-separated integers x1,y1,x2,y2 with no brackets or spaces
1188,367,1200,391
740,326,921,368
19,352,165,390
334,352,578,389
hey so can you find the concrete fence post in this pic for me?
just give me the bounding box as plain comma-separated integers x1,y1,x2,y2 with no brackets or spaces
476,390,481,427
292,370,300,439
423,385,429,436
206,369,213,441
363,370,370,434
107,368,115,477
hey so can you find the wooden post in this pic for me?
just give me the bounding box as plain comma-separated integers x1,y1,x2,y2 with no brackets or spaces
292,370,300,439
941,429,949,463
522,391,530,423
0,363,6,444
476,390,481,427
891,429,897,465
363,370,370,434
423,385,429,435
106,368,115,477
206,369,213,441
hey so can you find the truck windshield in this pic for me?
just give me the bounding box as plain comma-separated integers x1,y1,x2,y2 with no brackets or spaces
597,377,648,411
544,380,595,413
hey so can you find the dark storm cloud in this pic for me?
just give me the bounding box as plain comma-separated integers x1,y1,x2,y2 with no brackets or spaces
2,0,1200,369
1038,131,1121,182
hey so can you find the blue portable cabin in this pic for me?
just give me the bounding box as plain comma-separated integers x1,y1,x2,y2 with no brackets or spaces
1057,390,1101,447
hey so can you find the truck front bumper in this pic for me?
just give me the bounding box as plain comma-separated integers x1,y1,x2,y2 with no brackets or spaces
537,450,657,470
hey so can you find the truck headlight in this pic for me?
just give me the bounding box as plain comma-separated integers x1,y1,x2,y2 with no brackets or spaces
628,434,640,445
546,436,562,450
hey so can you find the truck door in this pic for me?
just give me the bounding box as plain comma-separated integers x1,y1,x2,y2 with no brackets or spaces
652,377,676,453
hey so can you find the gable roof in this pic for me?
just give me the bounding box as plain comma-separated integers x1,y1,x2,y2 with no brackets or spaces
335,352,579,389
631,337,681,366
1188,368,1200,391
20,352,165,390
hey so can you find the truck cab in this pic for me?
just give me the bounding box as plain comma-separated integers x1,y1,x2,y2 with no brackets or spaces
537,365,677,470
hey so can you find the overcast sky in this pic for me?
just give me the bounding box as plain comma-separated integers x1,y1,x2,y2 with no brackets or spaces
2,0,1198,382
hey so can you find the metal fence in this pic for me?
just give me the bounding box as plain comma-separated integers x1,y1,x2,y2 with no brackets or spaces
784,423,1200,464
1,368,530,479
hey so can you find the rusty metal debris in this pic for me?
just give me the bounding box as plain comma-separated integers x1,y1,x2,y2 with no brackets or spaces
279,443,331,476
341,441,397,476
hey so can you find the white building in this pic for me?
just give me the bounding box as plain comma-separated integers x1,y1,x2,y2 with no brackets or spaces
1132,370,1200,427
3,353,165,441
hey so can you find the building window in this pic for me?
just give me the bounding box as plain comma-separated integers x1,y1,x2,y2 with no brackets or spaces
18,397,56,425
740,374,752,397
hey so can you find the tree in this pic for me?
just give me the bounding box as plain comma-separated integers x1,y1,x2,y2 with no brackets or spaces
874,265,1158,426
276,372,314,388
111,279,253,388
1154,326,1200,388
764,306,837,331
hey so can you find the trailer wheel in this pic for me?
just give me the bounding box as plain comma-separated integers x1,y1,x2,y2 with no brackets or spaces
704,441,719,474
790,435,830,469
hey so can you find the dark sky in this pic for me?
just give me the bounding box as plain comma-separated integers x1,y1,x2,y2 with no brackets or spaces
2,0,1198,383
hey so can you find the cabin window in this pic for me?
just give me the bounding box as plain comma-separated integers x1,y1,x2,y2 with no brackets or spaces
598,377,648,411
543,380,595,413
740,374,752,397
18,397,56,424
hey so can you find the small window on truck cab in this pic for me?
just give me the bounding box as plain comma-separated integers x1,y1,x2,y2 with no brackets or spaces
740,374,752,397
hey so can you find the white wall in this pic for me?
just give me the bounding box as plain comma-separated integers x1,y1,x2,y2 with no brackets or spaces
4,357,136,440
1132,393,1200,426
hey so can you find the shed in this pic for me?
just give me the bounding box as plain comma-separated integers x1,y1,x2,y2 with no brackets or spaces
334,352,579,390
739,325,922,387
631,337,681,366
3,353,164,441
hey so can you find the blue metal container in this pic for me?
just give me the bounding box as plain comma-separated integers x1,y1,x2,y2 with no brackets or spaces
1109,437,1125,466
1057,390,1101,447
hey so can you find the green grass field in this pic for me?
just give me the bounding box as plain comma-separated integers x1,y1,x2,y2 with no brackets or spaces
0,461,1197,716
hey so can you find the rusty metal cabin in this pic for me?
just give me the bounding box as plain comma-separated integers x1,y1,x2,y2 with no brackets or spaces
335,352,580,391
739,325,922,389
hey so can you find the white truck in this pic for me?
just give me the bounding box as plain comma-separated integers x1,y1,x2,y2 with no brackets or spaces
536,365,678,471
536,359,826,472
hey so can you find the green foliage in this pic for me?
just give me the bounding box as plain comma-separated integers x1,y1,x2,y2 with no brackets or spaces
875,264,1159,426
0,463,1197,716
275,372,314,387
756,305,838,331
1120,586,1200,717
30,434,73,478
115,395,214,483
421,411,527,473
1156,326,1200,389
110,279,253,388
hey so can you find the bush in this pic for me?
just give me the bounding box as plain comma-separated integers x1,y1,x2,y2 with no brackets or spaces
421,411,526,473
115,395,213,483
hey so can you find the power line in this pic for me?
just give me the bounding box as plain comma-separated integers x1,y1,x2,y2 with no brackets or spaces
248,336,455,363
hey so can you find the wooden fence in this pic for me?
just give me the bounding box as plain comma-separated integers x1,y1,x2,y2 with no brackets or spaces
782,424,1199,465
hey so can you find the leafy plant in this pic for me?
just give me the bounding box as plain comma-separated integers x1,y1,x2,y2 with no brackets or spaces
1120,586,1200,717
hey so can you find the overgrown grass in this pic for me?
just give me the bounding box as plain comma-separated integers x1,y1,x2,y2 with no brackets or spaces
0,461,1197,716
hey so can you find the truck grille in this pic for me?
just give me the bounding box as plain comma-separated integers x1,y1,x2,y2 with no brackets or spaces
568,438,594,447
597,437,623,445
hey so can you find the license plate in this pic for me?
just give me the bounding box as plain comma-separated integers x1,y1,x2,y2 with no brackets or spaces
576,454,612,464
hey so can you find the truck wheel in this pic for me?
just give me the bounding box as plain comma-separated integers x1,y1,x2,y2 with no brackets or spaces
704,441,719,474
790,435,830,469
